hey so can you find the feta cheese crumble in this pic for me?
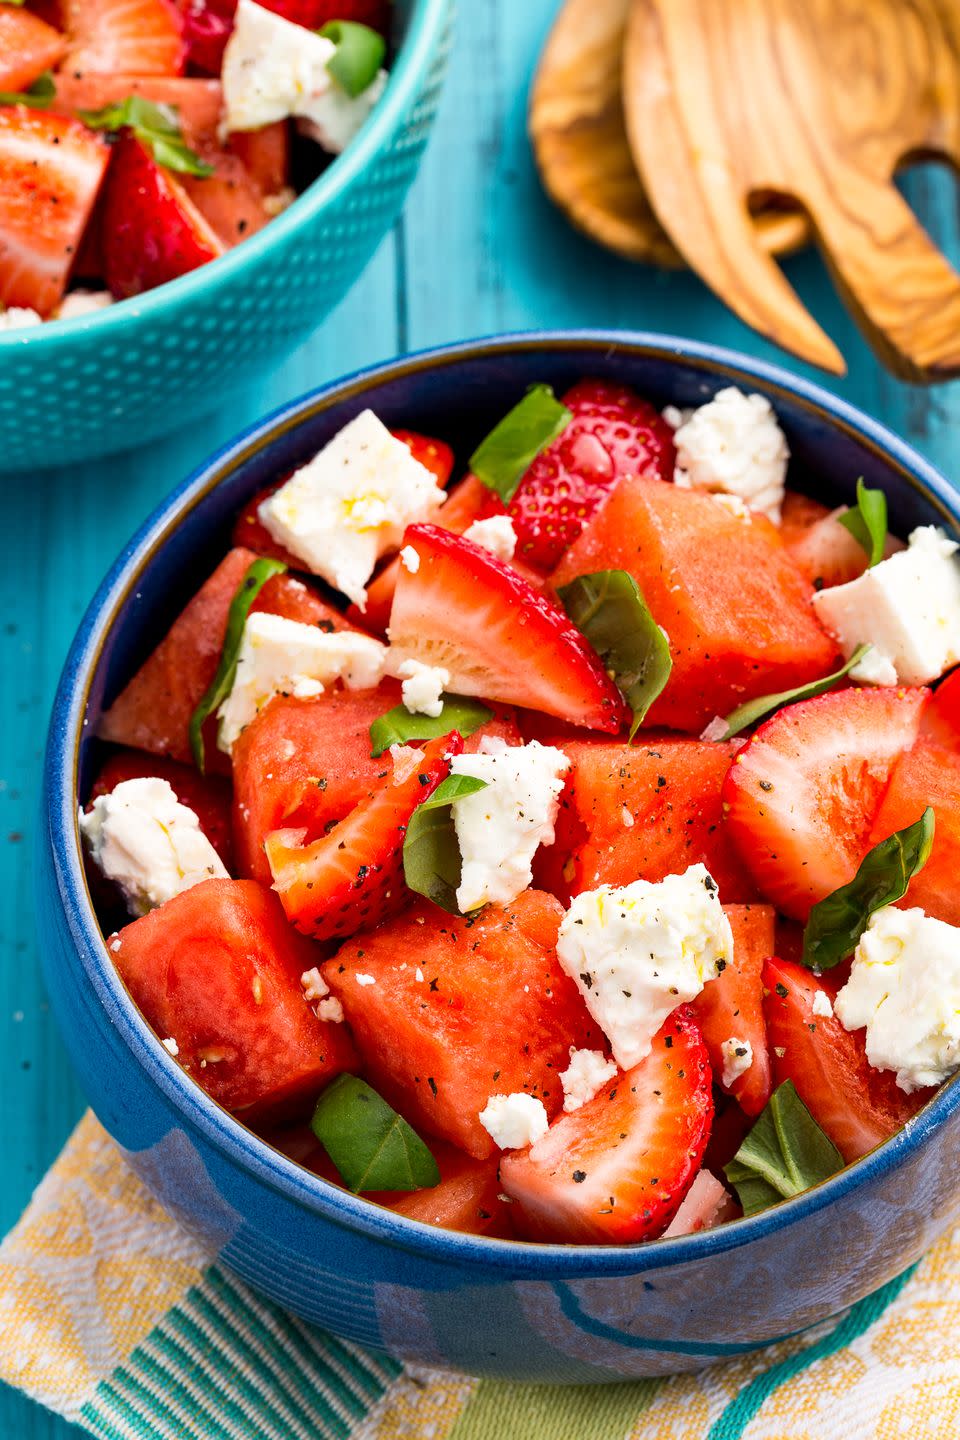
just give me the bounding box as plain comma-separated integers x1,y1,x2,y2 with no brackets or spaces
394,658,449,718
556,864,734,1071
400,544,421,573
463,514,518,561
300,967,329,1002
79,778,228,918
449,738,570,911
835,905,960,1092
0,307,42,332
720,1037,753,1088
671,387,789,523
257,410,445,608
317,996,344,1024
812,526,960,686
560,1048,618,1112
161,1037,179,1057
478,1093,549,1150
222,0,387,152
811,989,834,1019
355,973,376,987
58,290,114,320
216,611,386,752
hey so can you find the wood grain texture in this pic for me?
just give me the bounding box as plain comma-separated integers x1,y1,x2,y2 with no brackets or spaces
530,0,809,267
625,0,960,381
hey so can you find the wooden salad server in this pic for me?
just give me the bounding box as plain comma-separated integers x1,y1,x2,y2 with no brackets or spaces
529,0,809,269
624,0,960,381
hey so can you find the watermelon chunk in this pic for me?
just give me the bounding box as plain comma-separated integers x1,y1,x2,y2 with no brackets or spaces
693,902,774,1115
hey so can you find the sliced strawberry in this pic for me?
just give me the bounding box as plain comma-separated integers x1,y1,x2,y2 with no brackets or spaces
260,0,391,30
500,1008,712,1244
692,903,774,1116
90,749,235,871
0,9,65,92
923,668,960,748
723,687,929,920
53,75,223,152
763,957,932,1164
0,108,109,317
390,429,455,488
779,491,870,590
265,733,459,941
388,525,626,732
101,133,223,299
507,379,676,573
176,0,235,74
228,122,290,198
62,0,185,74
180,147,269,248
867,739,960,927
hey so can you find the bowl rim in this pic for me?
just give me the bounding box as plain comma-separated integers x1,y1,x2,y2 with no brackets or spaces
0,0,449,352
46,328,960,1281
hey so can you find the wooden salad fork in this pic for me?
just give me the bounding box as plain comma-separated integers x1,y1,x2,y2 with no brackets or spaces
623,0,960,381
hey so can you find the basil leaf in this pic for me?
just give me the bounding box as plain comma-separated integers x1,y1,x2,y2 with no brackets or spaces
189,556,287,773
469,384,572,505
802,806,935,970
0,71,55,108
369,694,493,759
311,1074,440,1193
319,20,386,98
837,478,887,567
724,1080,844,1217
79,95,214,177
402,773,488,915
557,569,671,740
716,642,872,740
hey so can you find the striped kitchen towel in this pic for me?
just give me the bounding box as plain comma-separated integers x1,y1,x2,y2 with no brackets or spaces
0,1112,956,1439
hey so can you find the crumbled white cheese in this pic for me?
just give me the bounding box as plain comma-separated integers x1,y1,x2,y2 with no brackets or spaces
161,1037,179,1057
813,526,960,686
556,865,734,1071
621,806,634,828
400,544,421,574
388,743,424,783
671,387,789,523
449,738,570,911
317,996,344,1024
700,715,729,742
720,1037,753,1088
395,658,449,718
301,967,329,1002
463,514,518,561
222,0,387,151
216,611,386,752
79,778,228,918
109,937,122,953
478,1093,549,1150
355,973,376,987
0,307,42,332
58,290,114,320
560,1048,618,1112
257,410,444,608
811,989,834,1019
835,905,960,1092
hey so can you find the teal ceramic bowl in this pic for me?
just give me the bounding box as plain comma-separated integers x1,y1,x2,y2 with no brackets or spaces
0,0,452,475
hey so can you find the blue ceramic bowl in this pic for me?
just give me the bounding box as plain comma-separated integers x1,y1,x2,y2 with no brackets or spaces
40,332,960,1383
0,0,452,476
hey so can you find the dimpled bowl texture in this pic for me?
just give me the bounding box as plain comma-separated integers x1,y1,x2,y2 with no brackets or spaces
0,0,452,475
40,333,960,1383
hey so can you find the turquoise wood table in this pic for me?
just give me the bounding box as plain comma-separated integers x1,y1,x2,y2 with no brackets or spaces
4,3,960,1434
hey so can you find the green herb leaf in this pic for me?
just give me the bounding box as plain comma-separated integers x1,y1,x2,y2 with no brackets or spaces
311,1074,440,1193
557,569,672,739
369,695,494,759
715,642,872,740
837,478,888,567
319,20,386,98
469,384,572,505
802,806,935,971
724,1080,844,1217
79,95,214,177
402,773,488,915
189,556,288,773
0,71,55,108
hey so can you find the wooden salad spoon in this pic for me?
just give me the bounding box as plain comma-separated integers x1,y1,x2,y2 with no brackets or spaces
529,0,809,268
624,0,960,381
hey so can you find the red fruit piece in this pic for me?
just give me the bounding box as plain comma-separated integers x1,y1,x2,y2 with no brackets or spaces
778,490,873,590
389,524,626,732
90,749,235,871
0,9,65,92
723,687,929,920
322,891,600,1159
112,879,356,1122
551,477,839,733
535,736,758,905
500,1008,713,1244
260,0,391,30
763,956,931,1164
507,379,676,573
228,123,290,198
693,903,774,1116
180,148,269,248
265,733,458,941
868,740,960,927
923,668,960,748
53,76,223,151
176,0,235,74
62,0,184,74
99,547,357,764
101,134,223,299
0,109,109,317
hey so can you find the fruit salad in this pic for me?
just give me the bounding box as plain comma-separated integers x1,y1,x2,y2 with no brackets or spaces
80,380,960,1246
0,0,391,326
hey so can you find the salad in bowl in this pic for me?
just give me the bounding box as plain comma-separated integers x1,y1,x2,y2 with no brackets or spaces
74,359,960,1250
